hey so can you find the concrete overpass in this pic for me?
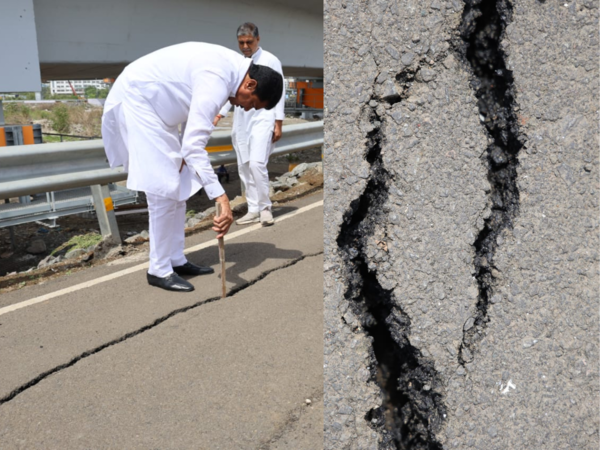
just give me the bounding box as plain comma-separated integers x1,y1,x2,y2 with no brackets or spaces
1,0,323,92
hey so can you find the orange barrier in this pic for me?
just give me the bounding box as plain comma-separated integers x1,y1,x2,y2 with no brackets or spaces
206,145,233,153
0,128,5,147
22,125,34,145
289,81,324,109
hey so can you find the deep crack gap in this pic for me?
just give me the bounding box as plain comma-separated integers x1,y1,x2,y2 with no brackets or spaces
337,105,444,449
456,0,524,364
0,252,322,406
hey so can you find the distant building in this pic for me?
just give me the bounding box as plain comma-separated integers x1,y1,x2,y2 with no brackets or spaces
49,79,108,96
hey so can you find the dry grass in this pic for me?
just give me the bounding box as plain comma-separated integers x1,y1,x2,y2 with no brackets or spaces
79,108,102,137
4,102,103,137
3,103,33,125
61,104,102,137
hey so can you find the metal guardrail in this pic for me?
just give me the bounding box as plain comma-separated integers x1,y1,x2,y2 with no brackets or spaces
43,132,100,142
0,121,323,244
0,140,125,200
0,121,323,199
0,185,137,228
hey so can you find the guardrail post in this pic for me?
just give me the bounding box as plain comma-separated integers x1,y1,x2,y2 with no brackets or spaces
91,184,121,244
8,226,16,250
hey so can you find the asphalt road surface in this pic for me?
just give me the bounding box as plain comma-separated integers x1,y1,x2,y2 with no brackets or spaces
0,194,324,449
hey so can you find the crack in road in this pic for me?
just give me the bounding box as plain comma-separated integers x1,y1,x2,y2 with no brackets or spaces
0,251,323,406
258,388,323,449
455,0,525,365
337,74,445,449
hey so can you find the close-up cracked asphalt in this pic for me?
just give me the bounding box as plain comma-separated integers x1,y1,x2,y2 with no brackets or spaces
324,0,598,448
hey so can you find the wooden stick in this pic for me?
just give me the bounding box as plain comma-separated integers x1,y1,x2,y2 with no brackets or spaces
216,202,226,298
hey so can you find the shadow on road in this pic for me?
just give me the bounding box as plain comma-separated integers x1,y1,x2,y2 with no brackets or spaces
185,242,304,290
271,205,298,218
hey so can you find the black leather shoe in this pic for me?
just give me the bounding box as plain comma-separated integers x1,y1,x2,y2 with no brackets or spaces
147,272,195,292
173,262,215,276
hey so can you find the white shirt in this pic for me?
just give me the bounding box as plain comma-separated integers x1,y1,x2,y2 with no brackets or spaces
218,47,285,164
102,42,252,200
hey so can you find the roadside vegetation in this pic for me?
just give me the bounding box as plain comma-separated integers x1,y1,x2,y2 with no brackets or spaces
3,102,103,138
50,232,103,256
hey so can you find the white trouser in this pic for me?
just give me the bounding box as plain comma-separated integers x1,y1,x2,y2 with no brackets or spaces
146,192,188,277
238,160,271,213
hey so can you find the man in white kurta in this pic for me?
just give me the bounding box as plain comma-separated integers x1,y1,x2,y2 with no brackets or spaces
214,23,285,226
102,42,283,292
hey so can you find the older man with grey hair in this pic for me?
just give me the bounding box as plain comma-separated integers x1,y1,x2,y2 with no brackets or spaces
214,22,285,226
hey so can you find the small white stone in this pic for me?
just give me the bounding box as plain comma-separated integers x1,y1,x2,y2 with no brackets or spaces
305,399,312,405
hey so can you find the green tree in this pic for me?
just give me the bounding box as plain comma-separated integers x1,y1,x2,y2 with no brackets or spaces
84,85,98,99
97,89,109,99
50,104,71,134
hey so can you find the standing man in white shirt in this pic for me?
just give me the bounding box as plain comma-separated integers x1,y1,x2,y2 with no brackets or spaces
102,42,283,292
213,23,285,227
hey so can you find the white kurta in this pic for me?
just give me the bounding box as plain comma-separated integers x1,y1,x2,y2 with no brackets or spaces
219,47,285,165
102,42,252,201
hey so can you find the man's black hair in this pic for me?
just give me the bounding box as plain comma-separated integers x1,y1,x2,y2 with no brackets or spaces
248,62,283,110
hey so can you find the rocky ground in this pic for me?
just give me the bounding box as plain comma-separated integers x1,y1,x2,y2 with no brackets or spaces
0,148,322,292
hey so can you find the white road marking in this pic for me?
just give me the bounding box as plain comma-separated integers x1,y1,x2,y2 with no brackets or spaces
0,200,323,317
